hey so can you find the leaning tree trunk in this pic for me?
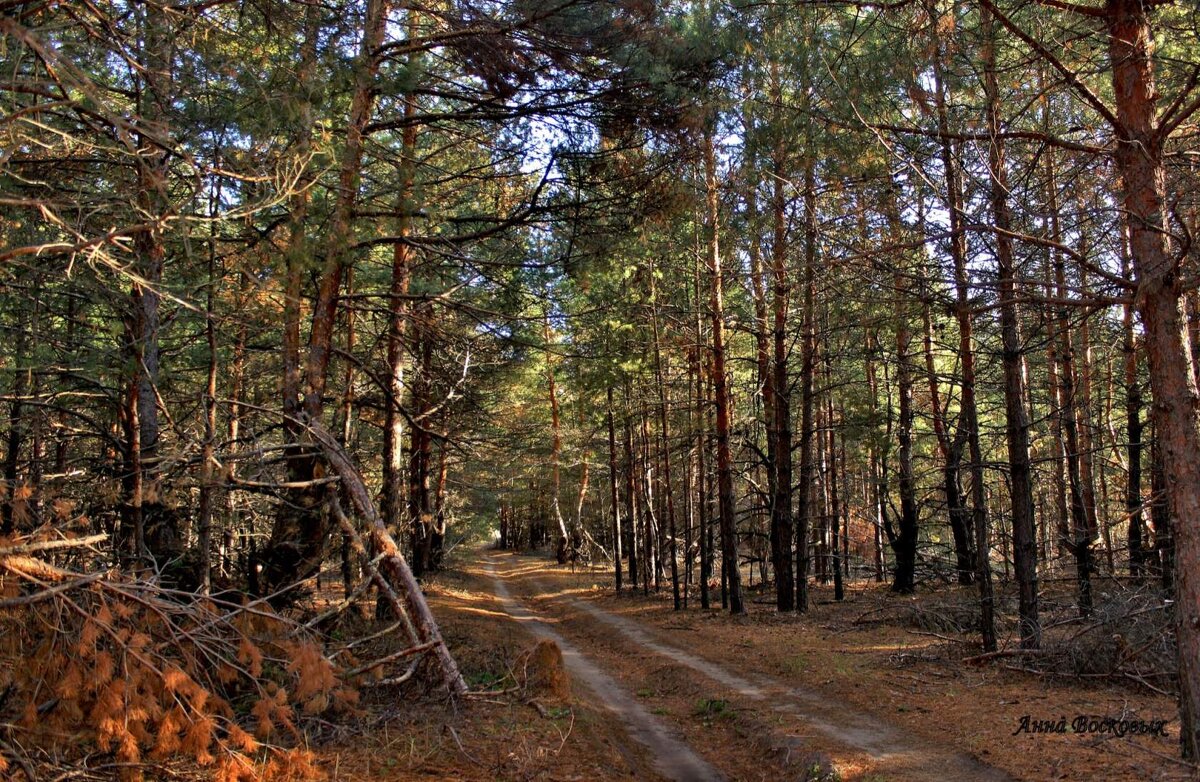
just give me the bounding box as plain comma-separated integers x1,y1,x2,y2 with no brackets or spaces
306,419,465,695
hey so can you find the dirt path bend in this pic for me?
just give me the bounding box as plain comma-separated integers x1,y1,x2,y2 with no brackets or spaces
484,560,725,782
492,553,1014,782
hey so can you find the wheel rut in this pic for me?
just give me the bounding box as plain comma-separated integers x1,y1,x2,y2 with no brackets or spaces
503,555,1016,782
483,558,725,782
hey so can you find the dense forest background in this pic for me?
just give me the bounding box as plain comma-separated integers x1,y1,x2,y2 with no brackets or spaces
1,0,1199,777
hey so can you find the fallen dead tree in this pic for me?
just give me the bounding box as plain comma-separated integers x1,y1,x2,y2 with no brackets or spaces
301,416,466,696
984,588,1178,696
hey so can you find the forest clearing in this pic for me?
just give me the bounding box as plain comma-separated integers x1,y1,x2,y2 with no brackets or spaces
2,0,1200,779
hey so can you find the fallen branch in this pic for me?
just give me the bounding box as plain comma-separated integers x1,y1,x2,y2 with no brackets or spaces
0,571,104,608
0,533,107,556
962,648,1048,665
444,723,483,767
0,554,76,582
346,640,440,678
907,629,968,645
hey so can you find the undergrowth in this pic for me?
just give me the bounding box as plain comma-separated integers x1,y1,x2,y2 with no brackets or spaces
0,531,363,782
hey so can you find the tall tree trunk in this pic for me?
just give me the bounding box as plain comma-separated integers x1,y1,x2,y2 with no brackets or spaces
623,382,639,589
1075,265,1102,572
1051,194,1095,616
815,377,828,585
694,283,711,608
383,10,418,548
431,445,448,569
408,312,434,577
868,331,888,584
920,246,972,585
982,6,1037,649
338,267,359,596
938,110,996,646
223,273,248,579
744,126,780,608
196,174,221,595
957,246,996,652
770,112,796,611
2,315,29,536
649,269,681,608
883,186,919,596
263,0,388,594
825,351,844,602
544,309,570,564
640,403,656,594
607,388,623,590
383,241,411,530
1041,157,1072,557
127,0,172,564
386,9,424,578
703,129,744,614
794,159,818,612
928,2,977,587
1105,0,1200,756
1120,223,1145,582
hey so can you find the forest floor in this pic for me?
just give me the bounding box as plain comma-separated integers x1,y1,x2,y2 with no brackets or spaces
323,549,1193,781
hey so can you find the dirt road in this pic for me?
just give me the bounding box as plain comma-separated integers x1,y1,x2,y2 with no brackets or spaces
481,550,1014,781
485,559,724,781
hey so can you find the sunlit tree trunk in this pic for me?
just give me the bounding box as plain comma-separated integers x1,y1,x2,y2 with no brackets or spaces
703,129,744,614
825,348,844,602
623,382,639,589
1105,0,1200,756
794,158,817,612
544,308,570,564
866,331,886,583
409,311,434,576
649,269,680,608
607,387,623,590
693,272,711,608
383,8,420,553
769,94,796,611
